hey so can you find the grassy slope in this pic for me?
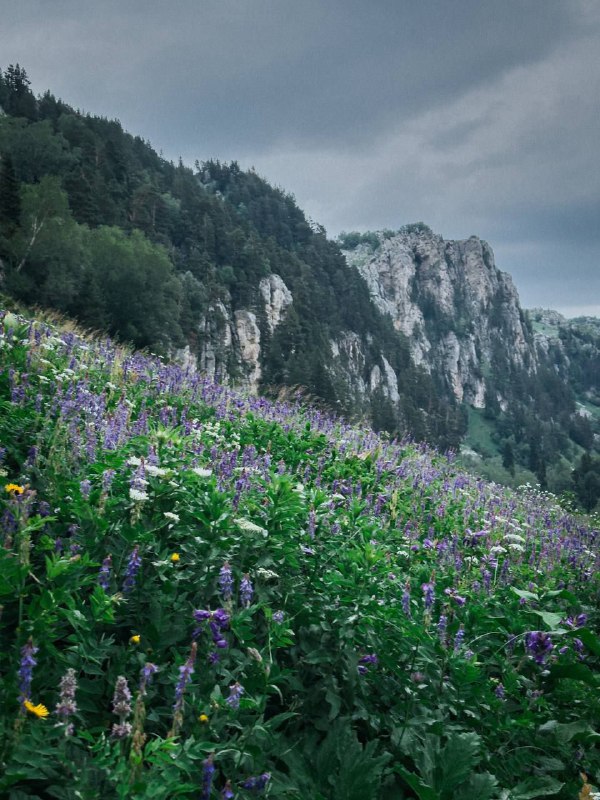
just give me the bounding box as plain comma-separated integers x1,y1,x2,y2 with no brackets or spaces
0,307,599,799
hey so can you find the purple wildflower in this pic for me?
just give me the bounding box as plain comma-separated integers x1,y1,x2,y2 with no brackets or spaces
111,676,132,739
240,573,254,607
18,638,38,707
55,668,77,735
201,755,215,800
139,663,158,695
225,682,245,710
173,642,197,714
80,479,92,500
122,546,141,594
437,614,448,645
102,469,115,493
98,555,112,590
453,625,465,653
272,610,285,624
240,772,271,791
525,631,554,664
421,581,435,611
494,683,506,700
402,582,412,618
221,780,234,799
219,562,233,601
358,653,378,675
564,613,587,629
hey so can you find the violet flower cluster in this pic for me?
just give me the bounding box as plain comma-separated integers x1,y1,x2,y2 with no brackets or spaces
122,545,141,593
525,631,554,664
18,638,38,707
55,667,78,735
111,676,132,739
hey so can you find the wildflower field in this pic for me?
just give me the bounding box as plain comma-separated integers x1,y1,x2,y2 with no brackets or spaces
0,308,599,800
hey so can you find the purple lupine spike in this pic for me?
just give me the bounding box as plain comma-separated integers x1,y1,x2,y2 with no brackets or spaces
201,755,215,800
55,668,77,735
494,683,506,700
111,676,132,739
225,682,245,709
221,780,234,799
139,663,158,695
525,631,554,664
219,562,233,601
18,638,38,707
453,625,465,653
173,642,197,714
437,614,448,645
122,546,141,593
240,772,271,791
402,582,412,618
240,573,253,607
102,469,115,492
358,653,378,675
98,555,112,590
272,610,284,624
421,580,435,611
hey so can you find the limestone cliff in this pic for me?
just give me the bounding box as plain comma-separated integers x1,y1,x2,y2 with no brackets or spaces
343,230,536,408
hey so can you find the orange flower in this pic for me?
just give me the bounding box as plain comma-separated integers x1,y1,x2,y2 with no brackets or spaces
130,634,141,645
5,483,24,495
170,553,180,563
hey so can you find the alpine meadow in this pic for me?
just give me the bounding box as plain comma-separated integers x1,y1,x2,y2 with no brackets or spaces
0,57,599,800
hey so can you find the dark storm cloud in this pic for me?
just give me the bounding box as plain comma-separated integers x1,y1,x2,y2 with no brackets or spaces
0,0,598,315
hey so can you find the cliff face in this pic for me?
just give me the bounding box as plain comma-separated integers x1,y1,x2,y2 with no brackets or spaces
343,231,536,408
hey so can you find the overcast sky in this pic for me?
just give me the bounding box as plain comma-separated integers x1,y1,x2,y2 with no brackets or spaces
1,0,598,316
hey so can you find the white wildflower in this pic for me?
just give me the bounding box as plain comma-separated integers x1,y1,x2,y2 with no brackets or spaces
192,467,212,478
490,545,507,555
163,511,180,523
129,488,148,503
126,456,142,466
234,517,267,536
256,567,279,580
503,533,526,544
146,465,167,477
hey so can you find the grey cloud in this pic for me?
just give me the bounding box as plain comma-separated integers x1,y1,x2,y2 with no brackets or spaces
0,0,598,314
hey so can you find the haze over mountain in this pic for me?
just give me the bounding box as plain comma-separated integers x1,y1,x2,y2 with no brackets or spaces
1,0,599,316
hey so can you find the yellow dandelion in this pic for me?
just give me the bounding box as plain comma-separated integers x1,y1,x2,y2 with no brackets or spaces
130,634,141,645
198,713,209,723
5,483,25,495
170,552,180,563
24,699,49,718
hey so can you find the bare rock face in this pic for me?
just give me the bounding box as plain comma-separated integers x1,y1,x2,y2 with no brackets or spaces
235,310,262,391
344,231,536,408
259,274,292,332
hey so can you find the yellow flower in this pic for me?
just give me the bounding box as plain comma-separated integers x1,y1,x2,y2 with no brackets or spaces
198,713,209,723
170,553,180,563
24,700,49,718
130,634,141,645
5,483,24,495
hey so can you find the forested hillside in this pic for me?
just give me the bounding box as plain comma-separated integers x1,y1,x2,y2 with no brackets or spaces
0,65,463,449
1,65,599,509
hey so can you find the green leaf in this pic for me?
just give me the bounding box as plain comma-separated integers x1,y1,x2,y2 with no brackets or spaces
529,611,565,630
511,588,538,601
394,765,439,800
510,776,563,798
546,663,599,688
575,628,600,656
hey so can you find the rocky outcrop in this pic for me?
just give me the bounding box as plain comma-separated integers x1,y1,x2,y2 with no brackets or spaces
259,274,292,332
192,275,294,391
344,231,536,408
